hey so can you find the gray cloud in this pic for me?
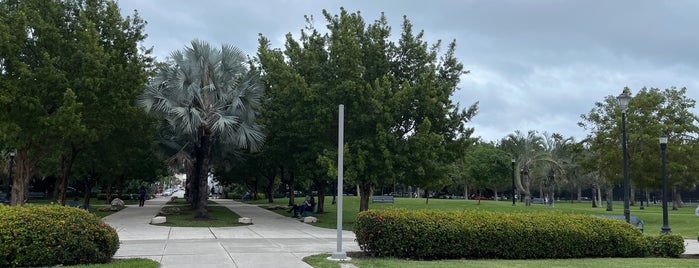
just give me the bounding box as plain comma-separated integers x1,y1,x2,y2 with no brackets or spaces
118,0,699,142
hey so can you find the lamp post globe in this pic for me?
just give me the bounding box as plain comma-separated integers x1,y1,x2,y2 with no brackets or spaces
617,90,632,223
659,133,671,234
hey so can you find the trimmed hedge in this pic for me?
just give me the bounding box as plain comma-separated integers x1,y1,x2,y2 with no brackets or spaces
354,209,684,259
0,205,119,267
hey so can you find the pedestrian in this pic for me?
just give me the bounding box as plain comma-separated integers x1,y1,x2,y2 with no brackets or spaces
139,187,147,207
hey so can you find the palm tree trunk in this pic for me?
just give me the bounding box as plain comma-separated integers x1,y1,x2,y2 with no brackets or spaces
195,133,212,218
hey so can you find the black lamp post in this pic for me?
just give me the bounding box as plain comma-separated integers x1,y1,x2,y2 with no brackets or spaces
511,156,516,206
659,133,671,234
617,90,632,223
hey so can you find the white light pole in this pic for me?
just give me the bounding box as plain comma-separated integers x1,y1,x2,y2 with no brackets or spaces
329,104,350,261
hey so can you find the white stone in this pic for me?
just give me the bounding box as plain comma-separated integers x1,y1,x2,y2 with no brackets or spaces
238,217,252,224
150,216,166,224
303,216,317,223
111,198,125,206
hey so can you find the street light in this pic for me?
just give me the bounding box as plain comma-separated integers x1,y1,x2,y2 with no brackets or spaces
617,90,632,223
659,133,671,234
511,156,516,206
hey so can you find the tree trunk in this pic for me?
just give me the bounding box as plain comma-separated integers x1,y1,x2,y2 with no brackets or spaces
524,173,531,206
188,169,197,205
672,186,681,210
284,169,296,206
106,182,113,204
317,187,326,213
11,149,32,206
605,187,613,211
548,190,555,208
58,146,78,206
189,154,200,209
462,176,469,201
591,182,597,207
358,181,373,211
311,177,328,213
195,133,212,218
82,170,99,208
265,174,275,203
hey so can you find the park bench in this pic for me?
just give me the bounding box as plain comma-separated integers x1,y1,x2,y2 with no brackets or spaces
593,214,644,233
371,195,394,203
0,192,9,205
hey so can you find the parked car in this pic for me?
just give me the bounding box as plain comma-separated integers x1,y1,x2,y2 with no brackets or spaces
469,196,489,200
162,189,173,196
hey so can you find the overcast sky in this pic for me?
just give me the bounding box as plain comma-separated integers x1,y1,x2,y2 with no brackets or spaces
117,0,699,142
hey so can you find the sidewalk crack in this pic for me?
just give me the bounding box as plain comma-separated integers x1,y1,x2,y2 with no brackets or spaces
209,227,218,239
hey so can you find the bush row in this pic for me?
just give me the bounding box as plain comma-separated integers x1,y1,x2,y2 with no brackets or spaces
354,209,685,259
0,205,119,267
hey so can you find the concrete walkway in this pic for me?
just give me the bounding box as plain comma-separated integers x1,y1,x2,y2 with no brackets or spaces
103,195,359,268
104,195,699,267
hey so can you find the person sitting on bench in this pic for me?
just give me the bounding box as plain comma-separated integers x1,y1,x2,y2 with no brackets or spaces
289,195,315,218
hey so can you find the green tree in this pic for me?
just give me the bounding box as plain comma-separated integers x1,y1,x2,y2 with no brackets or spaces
539,132,576,208
257,8,476,212
461,142,510,201
139,40,265,218
500,130,550,206
0,0,152,205
579,87,699,211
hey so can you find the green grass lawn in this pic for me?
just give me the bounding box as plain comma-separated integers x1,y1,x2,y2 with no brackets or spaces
252,196,699,239
26,197,132,218
67,258,159,268
305,254,699,268
150,198,247,227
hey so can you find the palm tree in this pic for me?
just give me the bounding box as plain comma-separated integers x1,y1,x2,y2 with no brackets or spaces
500,130,548,206
540,132,576,208
139,40,265,218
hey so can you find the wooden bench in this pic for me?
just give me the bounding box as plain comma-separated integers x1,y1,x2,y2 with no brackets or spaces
593,214,644,233
371,195,394,203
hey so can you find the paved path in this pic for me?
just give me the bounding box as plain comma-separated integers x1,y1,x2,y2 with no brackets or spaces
104,195,699,267
103,195,359,268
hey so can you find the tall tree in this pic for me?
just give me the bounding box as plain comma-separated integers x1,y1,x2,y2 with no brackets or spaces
579,87,699,211
0,0,152,205
539,132,575,208
139,40,265,218
257,8,476,212
500,130,549,206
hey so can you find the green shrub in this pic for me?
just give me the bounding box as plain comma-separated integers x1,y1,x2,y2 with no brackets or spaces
647,234,685,257
354,209,656,259
0,205,119,267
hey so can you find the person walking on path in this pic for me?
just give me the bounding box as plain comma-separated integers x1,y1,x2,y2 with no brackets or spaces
139,187,147,207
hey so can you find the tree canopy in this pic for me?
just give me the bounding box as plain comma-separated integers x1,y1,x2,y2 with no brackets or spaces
256,8,477,211
0,0,158,205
